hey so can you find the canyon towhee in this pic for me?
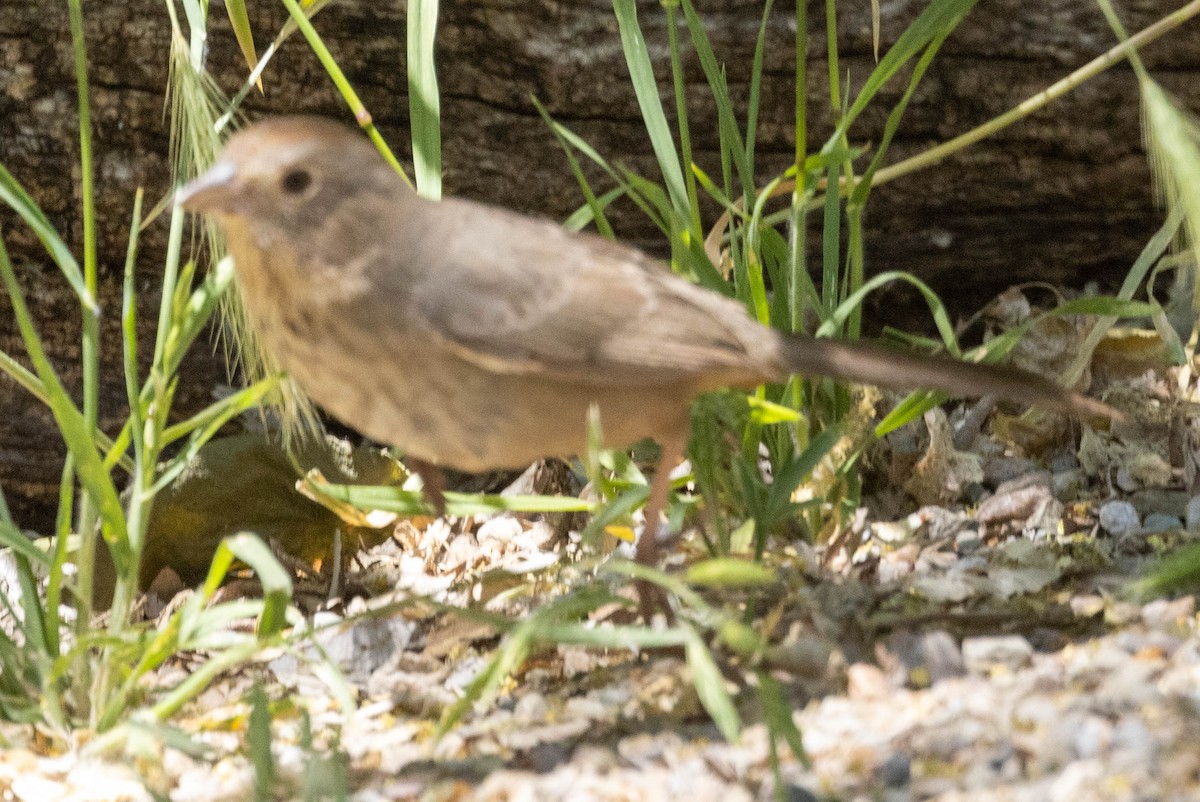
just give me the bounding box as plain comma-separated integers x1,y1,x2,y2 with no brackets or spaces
177,116,1112,583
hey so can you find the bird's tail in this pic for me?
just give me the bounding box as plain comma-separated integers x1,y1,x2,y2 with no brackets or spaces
776,333,1120,421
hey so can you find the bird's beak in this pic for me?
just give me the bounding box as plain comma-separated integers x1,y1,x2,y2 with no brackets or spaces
175,160,238,212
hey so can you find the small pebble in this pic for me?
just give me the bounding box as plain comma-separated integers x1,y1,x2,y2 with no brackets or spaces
888,630,965,687
1111,718,1157,766
786,785,820,802
1142,513,1183,534
1130,489,1189,518
1096,661,1160,708
955,530,983,553
1115,466,1140,493
1073,715,1113,759
1142,596,1195,629
1070,594,1106,618
1051,469,1087,500
1187,496,1200,531
1098,500,1141,539
514,692,548,721
526,742,572,773
962,635,1033,674
847,663,890,700
983,455,1037,486
1047,449,1080,473
877,753,911,787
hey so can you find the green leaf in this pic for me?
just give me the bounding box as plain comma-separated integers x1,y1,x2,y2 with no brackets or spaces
0,522,52,568
437,588,613,738
214,533,294,638
717,620,765,657
0,238,129,569
247,684,276,802
611,0,690,221
765,425,841,525
0,164,93,309
223,0,262,90
817,270,962,355
832,0,978,142
678,0,752,199
746,396,802,426
684,630,741,742
685,558,776,588
1133,541,1200,598
756,670,810,767
408,0,442,199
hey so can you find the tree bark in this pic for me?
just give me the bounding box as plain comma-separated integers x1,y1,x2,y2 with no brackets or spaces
0,0,1194,527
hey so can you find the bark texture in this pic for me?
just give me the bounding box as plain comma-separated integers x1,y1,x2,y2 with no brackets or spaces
0,0,1194,527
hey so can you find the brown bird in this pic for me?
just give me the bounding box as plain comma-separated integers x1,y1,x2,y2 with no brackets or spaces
177,116,1112,592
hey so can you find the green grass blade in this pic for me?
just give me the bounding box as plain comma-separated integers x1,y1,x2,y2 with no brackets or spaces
121,191,145,466
248,684,276,802
537,109,666,232
679,0,752,199
307,479,595,517
611,0,690,220
0,164,92,308
789,0,810,335
851,32,951,205
756,670,810,767
408,0,442,199
764,425,841,532
832,0,977,143
684,629,741,742
1141,80,1200,302
820,160,841,313
437,588,612,737
66,4,101,520
816,270,961,355
9,550,51,677
825,0,841,109
684,558,775,588
745,0,775,166
224,0,262,88
663,2,702,235
562,187,624,235
1133,542,1200,598
533,98,616,238
580,484,650,546
1065,204,1184,385
149,642,262,722
0,236,129,569
158,374,280,453
165,256,236,379
437,627,531,737
873,293,1156,435
218,534,294,638
0,523,52,569
0,351,49,414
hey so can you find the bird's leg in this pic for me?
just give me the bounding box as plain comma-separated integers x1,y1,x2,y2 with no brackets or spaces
406,457,448,518
636,429,688,618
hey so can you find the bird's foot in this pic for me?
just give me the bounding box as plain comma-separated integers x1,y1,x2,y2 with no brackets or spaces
406,457,448,517
635,578,673,623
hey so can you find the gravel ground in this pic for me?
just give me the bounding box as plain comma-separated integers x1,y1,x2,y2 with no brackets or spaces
3,376,1199,800
3,504,1198,802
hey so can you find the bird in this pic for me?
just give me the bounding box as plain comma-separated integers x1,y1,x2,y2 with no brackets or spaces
177,115,1114,604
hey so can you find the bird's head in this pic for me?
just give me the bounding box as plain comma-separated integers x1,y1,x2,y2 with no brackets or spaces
176,116,406,234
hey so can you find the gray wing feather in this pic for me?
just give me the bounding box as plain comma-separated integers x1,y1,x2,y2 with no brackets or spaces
398,198,773,386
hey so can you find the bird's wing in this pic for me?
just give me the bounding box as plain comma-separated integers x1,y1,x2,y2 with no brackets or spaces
393,198,776,387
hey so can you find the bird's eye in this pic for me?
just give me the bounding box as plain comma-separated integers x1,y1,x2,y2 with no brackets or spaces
280,169,314,196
